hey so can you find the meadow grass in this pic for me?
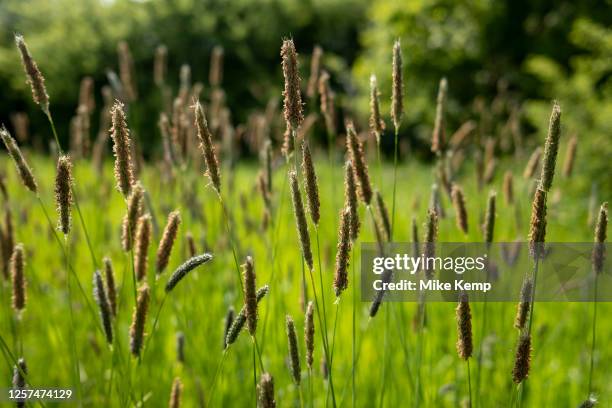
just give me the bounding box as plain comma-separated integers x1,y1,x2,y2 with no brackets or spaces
0,152,608,407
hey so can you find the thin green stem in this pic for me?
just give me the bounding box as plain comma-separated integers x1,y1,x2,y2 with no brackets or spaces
351,249,356,407
391,127,399,236
467,359,473,408
206,351,228,407
587,272,598,395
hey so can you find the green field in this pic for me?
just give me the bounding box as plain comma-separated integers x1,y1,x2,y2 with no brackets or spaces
0,149,608,407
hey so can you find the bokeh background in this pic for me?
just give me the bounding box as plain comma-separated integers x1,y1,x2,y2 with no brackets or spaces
0,0,610,196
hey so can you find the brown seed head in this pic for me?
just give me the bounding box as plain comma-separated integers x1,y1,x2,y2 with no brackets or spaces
281,39,304,131
289,170,314,271
334,207,352,297
374,190,392,241
523,147,542,179
503,171,514,205
562,135,577,178
286,315,301,385
11,244,26,313
369,74,385,144
121,183,144,251
54,155,73,235
154,45,167,86
391,39,403,131
110,101,135,197
539,102,562,191
15,35,49,113
514,277,532,330
117,41,137,101
194,101,221,193
79,76,95,114
483,191,496,246
93,270,113,344
306,45,323,99
258,372,276,408
12,357,27,395
209,46,224,88
169,377,182,408
130,283,150,357
422,209,438,279
134,214,152,281
429,183,445,218
301,142,320,225
346,122,372,205
0,126,38,193
156,210,181,274
243,256,258,336
304,301,315,369
592,202,608,274
432,77,447,153
103,257,117,317
528,188,547,259
344,161,360,241
318,70,336,136
455,292,472,360
185,232,196,257
451,184,469,234
512,333,531,383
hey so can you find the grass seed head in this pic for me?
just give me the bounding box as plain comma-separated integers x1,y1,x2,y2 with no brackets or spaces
13,357,27,390
483,191,496,245
391,39,403,131
121,183,144,251
514,277,532,330
318,70,336,136
165,253,213,292
93,270,113,345
562,134,577,178
110,101,135,197
455,292,473,360
305,301,315,369
539,101,562,191
194,101,221,193
103,257,117,317
289,170,314,270
346,121,372,205
15,34,49,113
374,190,392,241
54,155,73,235
306,45,323,99
281,39,304,132
156,210,182,274
512,333,532,383
134,214,152,282
592,202,608,274
423,209,438,279
130,283,150,357
286,314,301,385
242,256,258,336
451,184,469,234
432,77,447,153
369,74,385,144
223,307,235,350
225,285,269,347
528,188,547,259
0,126,38,193
258,372,276,408
176,332,185,363
117,41,137,101
154,44,167,86
209,45,224,88
334,207,352,297
11,244,26,313
503,171,514,205
523,147,542,179
301,141,320,225
344,161,360,241
169,377,182,408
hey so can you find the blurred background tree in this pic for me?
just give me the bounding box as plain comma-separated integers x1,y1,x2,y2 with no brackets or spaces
0,0,609,194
